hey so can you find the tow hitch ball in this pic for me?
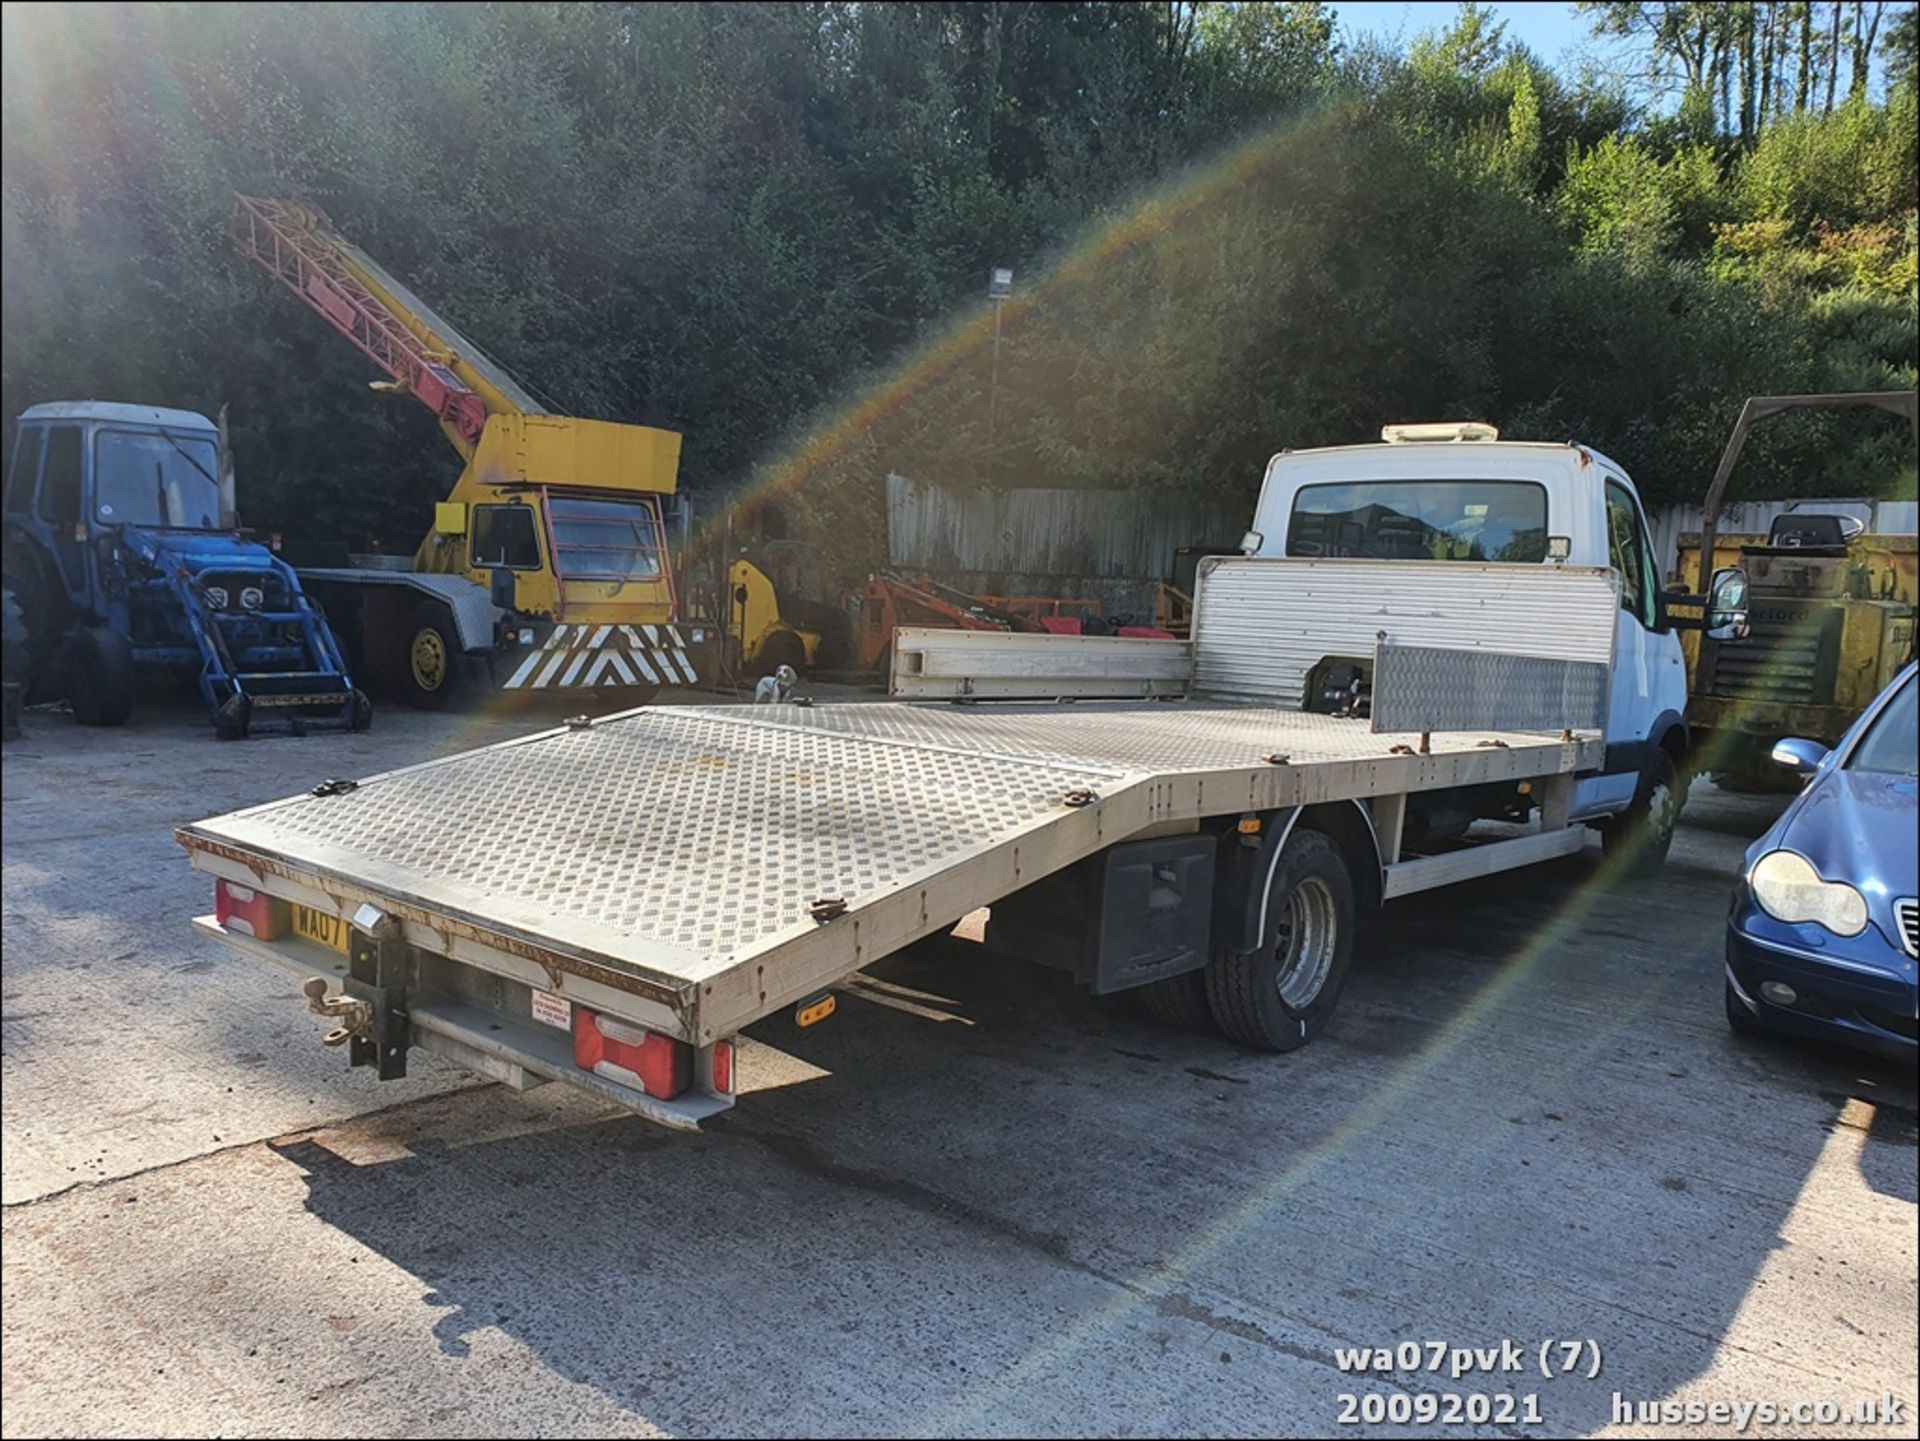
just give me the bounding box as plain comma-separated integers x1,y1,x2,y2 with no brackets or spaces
302,976,372,1047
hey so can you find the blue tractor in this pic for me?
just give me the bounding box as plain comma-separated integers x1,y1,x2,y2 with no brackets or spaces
1,401,369,738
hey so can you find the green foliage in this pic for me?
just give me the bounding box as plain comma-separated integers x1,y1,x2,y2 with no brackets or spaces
1,0,1913,585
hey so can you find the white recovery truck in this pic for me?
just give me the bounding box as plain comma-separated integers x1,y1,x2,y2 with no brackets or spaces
179,424,1750,1130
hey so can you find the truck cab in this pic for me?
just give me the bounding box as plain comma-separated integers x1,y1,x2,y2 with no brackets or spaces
1247,423,1692,841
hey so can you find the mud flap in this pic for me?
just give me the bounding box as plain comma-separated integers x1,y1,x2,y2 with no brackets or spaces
987,833,1216,994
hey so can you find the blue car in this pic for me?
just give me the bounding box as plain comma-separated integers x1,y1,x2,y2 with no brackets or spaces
1725,662,1918,1058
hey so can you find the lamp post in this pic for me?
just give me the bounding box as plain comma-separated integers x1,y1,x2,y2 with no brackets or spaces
987,267,1012,484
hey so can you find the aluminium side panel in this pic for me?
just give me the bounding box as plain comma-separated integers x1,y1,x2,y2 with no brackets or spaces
1188,558,1619,708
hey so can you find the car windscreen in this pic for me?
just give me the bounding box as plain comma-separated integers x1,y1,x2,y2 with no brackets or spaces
93,428,221,529
546,495,663,581
1287,480,1548,562
1848,675,1917,775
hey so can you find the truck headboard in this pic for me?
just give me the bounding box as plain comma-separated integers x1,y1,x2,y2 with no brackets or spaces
1190,557,1619,727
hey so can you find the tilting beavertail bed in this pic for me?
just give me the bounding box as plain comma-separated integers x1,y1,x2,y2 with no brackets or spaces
178,559,1619,1127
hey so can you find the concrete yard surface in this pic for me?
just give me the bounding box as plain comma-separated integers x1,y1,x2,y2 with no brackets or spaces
3,697,1915,1438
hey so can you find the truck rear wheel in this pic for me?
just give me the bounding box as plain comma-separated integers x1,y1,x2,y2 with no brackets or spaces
1205,828,1355,1052
402,601,466,710
65,626,135,727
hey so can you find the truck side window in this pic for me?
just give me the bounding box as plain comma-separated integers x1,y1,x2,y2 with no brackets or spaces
470,504,540,569
37,427,83,528
1604,480,1657,629
4,428,40,514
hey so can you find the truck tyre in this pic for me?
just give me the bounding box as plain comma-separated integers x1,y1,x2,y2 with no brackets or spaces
1205,828,1356,1052
1139,970,1216,1034
402,601,465,710
1603,750,1682,878
65,626,135,727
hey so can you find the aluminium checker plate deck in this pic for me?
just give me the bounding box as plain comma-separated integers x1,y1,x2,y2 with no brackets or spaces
177,700,1601,1043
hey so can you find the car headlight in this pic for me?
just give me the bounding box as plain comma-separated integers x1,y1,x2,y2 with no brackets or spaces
518,627,536,646
1748,849,1868,936
240,586,265,610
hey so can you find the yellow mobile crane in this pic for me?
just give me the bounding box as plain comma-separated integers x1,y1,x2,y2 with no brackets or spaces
231,195,708,706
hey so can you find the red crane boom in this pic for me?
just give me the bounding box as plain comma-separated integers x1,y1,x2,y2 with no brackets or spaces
229,194,492,451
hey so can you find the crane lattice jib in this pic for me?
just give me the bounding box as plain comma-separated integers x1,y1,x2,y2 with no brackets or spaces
230,194,491,452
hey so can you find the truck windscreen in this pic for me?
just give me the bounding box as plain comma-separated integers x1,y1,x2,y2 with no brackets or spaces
93,429,221,529
547,495,664,581
1287,480,1547,562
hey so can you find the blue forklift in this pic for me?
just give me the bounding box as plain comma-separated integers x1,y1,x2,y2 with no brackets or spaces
1,401,369,739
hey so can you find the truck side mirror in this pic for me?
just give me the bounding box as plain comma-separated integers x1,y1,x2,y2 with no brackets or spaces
1706,566,1749,642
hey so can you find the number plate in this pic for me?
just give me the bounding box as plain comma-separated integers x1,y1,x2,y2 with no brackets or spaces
293,905,349,954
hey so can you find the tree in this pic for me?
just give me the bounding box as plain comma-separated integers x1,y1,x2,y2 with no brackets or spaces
1879,0,1917,87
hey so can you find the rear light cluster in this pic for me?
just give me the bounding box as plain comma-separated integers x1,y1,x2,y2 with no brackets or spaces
570,1009,733,1102
215,879,288,939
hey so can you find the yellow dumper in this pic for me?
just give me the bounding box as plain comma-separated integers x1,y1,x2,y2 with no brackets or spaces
1676,393,1917,782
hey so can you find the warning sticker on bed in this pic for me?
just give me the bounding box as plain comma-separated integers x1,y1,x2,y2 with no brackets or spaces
531,989,572,1031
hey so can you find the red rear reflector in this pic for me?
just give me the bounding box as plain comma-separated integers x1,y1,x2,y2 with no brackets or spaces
573,1010,690,1100
710,1039,734,1095
215,879,289,940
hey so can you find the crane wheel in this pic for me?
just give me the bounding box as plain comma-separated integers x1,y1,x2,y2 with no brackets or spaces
401,601,466,710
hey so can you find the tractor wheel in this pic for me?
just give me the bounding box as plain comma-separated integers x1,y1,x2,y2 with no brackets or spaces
2,541,69,700
65,626,136,727
2,586,26,740
401,601,466,710
1,587,28,692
